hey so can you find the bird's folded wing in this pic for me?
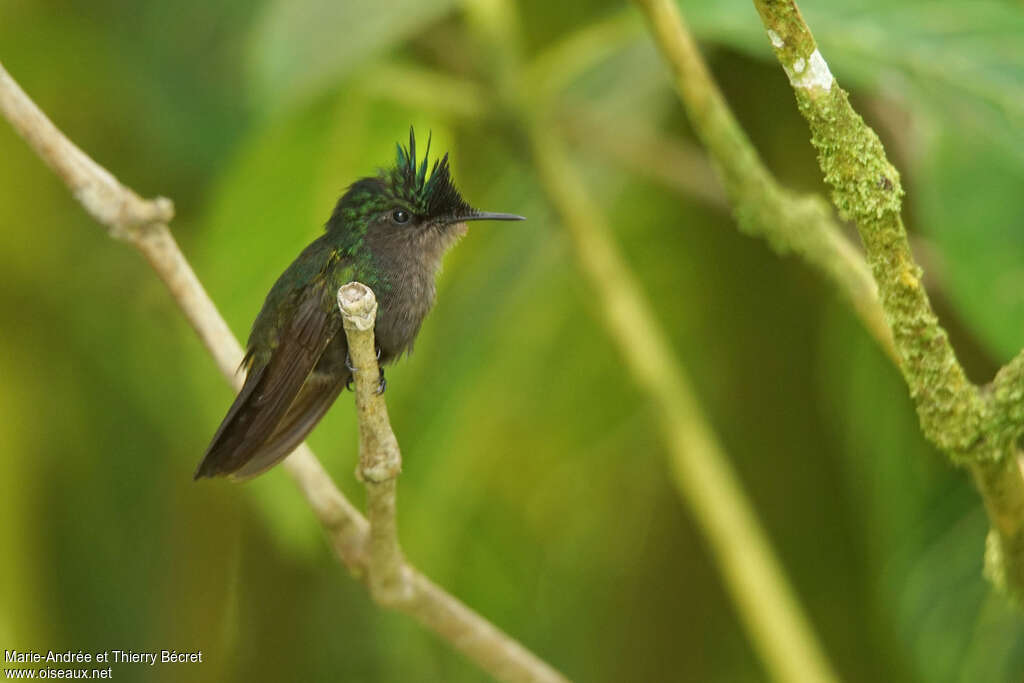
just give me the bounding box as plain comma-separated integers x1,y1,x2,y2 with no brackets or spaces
195,284,339,479
227,372,347,481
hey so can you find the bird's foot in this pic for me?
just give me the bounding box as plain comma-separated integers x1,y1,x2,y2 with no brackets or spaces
344,351,385,393
344,352,356,391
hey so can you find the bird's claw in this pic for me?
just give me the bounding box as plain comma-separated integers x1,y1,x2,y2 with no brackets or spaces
345,351,385,393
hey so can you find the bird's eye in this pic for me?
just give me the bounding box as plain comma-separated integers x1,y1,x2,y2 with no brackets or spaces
391,209,410,224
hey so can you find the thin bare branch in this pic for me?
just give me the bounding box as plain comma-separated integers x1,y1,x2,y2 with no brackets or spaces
461,2,841,681
527,120,839,683
558,105,728,209
0,58,567,683
0,61,172,237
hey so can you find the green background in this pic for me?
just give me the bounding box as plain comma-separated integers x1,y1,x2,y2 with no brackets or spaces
2,0,1023,680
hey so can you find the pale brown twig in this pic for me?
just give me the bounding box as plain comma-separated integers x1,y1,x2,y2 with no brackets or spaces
337,283,408,604
0,58,567,683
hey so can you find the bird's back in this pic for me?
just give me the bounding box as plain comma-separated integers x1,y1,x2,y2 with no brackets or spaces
195,236,349,479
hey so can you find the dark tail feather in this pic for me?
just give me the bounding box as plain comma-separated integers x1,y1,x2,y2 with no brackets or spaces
227,375,347,481
195,292,341,480
194,364,272,479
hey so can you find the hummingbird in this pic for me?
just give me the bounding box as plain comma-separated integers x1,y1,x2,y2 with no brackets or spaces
195,129,524,480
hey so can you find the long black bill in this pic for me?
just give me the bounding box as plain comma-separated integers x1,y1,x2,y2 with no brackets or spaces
460,211,526,223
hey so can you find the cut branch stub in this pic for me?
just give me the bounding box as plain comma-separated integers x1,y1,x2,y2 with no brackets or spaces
0,57,570,683
337,282,401,483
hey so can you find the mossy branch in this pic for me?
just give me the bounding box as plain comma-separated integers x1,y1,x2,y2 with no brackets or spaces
748,1,1024,599
626,0,1024,606
632,0,894,362
0,59,567,683
752,0,986,456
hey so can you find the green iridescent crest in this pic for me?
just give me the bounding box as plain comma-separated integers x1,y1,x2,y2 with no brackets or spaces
388,128,472,219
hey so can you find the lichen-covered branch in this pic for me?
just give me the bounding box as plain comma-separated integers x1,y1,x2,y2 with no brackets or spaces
0,59,567,683
749,0,1024,600
976,455,1024,599
632,0,894,362
987,352,1024,446
751,0,986,456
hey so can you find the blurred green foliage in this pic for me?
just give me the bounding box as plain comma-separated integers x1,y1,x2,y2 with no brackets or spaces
2,0,1024,680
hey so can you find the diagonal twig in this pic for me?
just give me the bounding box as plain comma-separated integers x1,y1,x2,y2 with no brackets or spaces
633,0,894,362
0,58,567,683
462,1,841,681
625,0,1024,607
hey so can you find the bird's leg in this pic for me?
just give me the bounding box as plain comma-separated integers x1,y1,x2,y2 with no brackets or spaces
373,344,386,393
344,348,385,392
344,352,356,391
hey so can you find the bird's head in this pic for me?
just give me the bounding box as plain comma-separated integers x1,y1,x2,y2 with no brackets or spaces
327,128,523,252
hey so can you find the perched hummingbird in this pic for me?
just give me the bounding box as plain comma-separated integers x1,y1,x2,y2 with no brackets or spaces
195,129,523,480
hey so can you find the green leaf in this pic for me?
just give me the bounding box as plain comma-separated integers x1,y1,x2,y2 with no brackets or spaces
914,134,1024,359
816,304,1024,682
681,0,1024,165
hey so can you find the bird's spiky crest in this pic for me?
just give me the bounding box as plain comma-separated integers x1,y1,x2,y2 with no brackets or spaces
389,127,472,219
